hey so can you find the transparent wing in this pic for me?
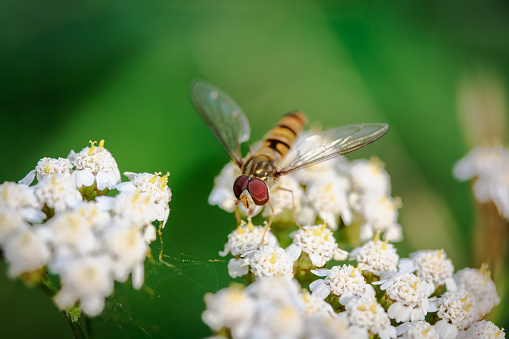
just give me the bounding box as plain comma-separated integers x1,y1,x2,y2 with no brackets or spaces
277,123,389,175
191,79,250,167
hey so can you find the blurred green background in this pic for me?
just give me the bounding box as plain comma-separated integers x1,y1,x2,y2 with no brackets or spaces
1,0,509,337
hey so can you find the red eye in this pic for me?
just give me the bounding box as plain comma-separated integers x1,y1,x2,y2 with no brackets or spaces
248,178,269,205
233,175,250,199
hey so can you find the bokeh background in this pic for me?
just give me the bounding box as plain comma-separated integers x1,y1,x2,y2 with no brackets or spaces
1,0,509,337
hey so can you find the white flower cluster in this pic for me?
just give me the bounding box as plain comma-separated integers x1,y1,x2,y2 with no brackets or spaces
453,144,509,218
210,156,402,241
209,232,504,339
0,140,172,317
203,154,505,339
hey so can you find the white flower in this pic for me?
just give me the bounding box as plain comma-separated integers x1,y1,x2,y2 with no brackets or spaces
202,285,256,339
19,157,73,185
374,272,432,322
430,291,477,338
293,157,342,185
289,224,348,267
349,234,399,275
263,174,312,224
306,313,369,339
219,220,279,278
351,194,402,242
102,219,149,289
310,264,375,304
348,157,391,197
34,174,82,212
458,320,505,339
395,321,438,339
51,255,114,316
344,297,397,339
98,190,157,226
68,139,121,190
305,172,352,229
3,228,51,277
117,171,172,227
219,220,279,257
0,207,30,244
244,246,299,279
39,210,99,256
301,289,335,318
0,182,45,223
452,264,500,316
453,144,509,181
72,200,111,230
399,249,455,288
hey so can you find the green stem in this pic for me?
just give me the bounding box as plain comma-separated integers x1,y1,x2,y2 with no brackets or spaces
39,275,91,338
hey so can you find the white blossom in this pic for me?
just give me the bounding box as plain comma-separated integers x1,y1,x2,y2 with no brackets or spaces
0,181,45,223
344,297,397,339
351,194,402,242
306,313,369,339
19,157,73,185
305,172,352,229
3,228,51,277
289,224,348,267
399,249,455,288
117,171,172,227
452,264,500,316
98,189,157,226
430,291,477,338
244,246,298,279
52,255,114,316
396,321,438,339
68,139,121,190
202,284,256,338
34,174,82,212
458,320,505,339
101,218,149,289
0,206,30,244
310,265,375,304
348,157,391,197
349,234,399,275
374,273,432,322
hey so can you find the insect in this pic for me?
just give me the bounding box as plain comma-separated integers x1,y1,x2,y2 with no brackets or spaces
191,79,389,216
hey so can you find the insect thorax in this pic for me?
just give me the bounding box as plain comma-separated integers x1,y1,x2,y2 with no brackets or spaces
242,155,276,181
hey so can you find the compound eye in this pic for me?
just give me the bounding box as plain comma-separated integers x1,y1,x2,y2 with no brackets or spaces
248,178,269,205
233,175,250,199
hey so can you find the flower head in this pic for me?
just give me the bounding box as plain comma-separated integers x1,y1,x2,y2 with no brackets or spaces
399,249,454,288
0,182,45,223
19,157,73,185
395,321,438,339
310,264,376,304
349,233,399,275
459,320,505,339
290,224,348,267
34,174,82,212
68,139,121,190
453,264,500,316
3,228,51,277
375,272,431,322
52,255,114,316
244,246,298,279
117,171,172,227
344,297,397,339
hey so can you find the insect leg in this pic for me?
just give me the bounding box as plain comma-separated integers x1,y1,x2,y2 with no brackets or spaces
274,186,303,229
260,201,274,245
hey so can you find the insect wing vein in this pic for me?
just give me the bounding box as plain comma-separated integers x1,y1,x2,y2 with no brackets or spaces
276,123,389,175
191,79,250,166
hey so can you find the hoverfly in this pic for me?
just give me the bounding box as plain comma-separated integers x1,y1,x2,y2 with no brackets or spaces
191,79,389,216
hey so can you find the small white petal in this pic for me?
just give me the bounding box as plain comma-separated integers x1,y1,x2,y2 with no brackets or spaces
311,268,330,277
19,170,36,185
285,244,302,262
75,169,95,188
310,280,331,300
227,258,248,278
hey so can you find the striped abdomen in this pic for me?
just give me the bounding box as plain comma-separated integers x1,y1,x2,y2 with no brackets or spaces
260,111,307,160
241,111,307,180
